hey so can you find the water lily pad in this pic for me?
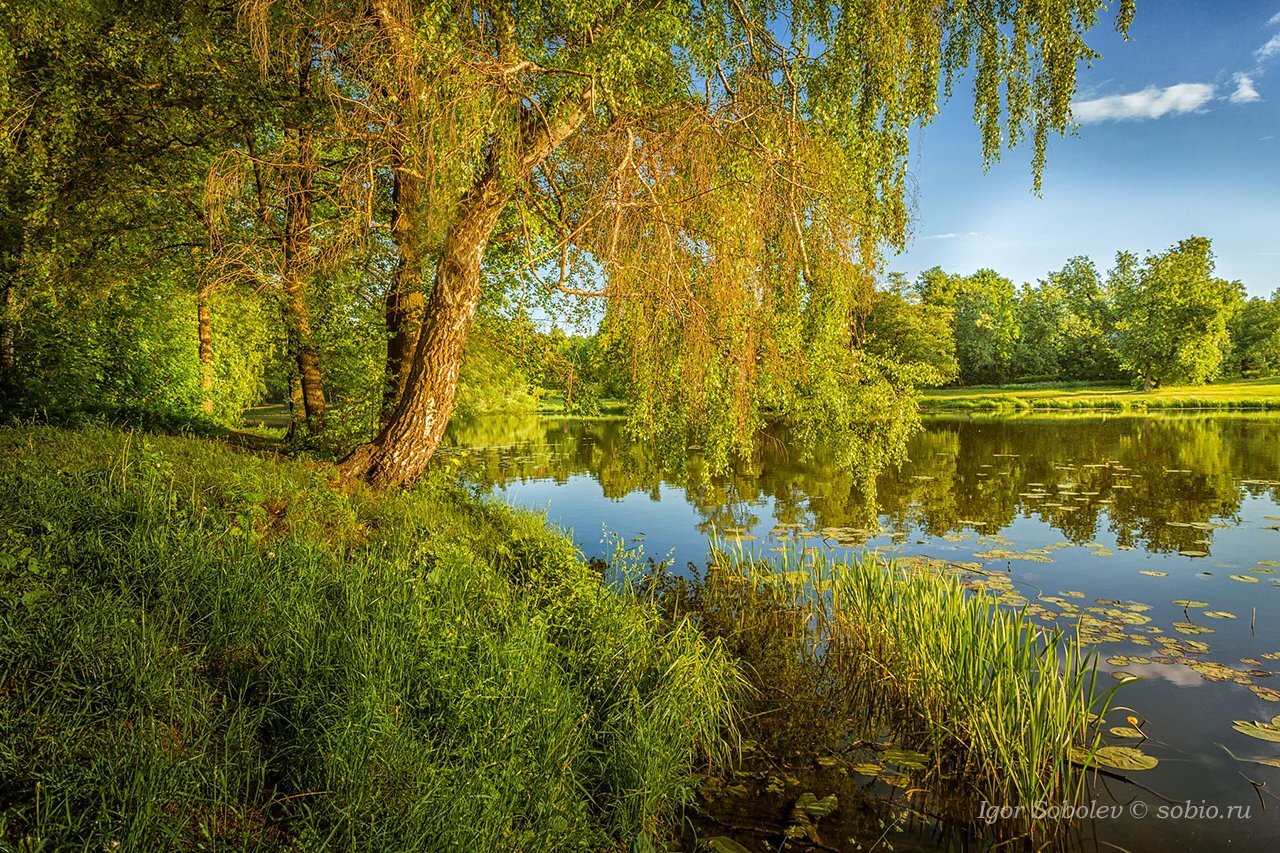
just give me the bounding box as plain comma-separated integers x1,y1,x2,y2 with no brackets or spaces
1251,686,1280,702
1138,570,1168,577
1092,746,1158,771
1110,726,1145,738
881,747,928,769
1173,599,1209,608
1229,574,1260,583
1204,611,1237,619
1233,721,1280,742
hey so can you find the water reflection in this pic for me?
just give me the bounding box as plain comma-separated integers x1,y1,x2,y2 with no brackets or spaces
446,413,1280,851
446,414,1280,558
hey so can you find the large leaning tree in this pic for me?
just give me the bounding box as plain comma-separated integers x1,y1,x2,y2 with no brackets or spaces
238,0,1135,487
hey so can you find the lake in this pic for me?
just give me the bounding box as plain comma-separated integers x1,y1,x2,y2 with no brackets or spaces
445,413,1280,850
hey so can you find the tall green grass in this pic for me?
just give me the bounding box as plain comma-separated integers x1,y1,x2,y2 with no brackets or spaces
709,545,1115,827
0,427,739,851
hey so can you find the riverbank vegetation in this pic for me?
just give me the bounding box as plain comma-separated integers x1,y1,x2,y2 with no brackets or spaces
0,426,741,849
1,0,1170,848
654,545,1122,845
920,376,1280,412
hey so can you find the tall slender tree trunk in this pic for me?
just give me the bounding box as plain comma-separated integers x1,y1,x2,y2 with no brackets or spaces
284,276,325,431
281,40,326,435
197,288,214,415
382,167,425,421
0,277,15,380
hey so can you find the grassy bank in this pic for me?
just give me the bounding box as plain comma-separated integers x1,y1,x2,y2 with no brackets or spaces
920,376,1280,412
535,396,629,417
0,427,738,851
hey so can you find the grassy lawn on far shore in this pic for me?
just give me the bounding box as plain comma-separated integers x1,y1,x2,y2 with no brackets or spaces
920,377,1280,412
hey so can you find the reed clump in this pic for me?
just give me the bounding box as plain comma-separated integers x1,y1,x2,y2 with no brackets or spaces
710,544,1115,823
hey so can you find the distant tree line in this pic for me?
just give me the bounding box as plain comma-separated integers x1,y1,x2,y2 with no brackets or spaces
867,236,1280,389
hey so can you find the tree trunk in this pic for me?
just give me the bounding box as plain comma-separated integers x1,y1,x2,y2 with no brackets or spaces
281,41,326,434
284,278,326,433
382,167,425,421
341,175,508,486
285,375,305,442
1142,361,1152,392
341,91,591,487
0,277,15,380
197,289,214,415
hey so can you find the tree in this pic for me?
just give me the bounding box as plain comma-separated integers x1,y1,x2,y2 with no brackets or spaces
919,268,1019,385
862,275,957,386
1229,292,1280,377
1051,255,1122,380
1012,280,1064,381
316,0,1135,486
1111,237,1241,390
0,1,270,419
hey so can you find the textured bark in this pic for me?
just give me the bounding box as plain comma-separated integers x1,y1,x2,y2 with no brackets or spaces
281,41,326,435
197,290,214,415
284,277,326,432
369,1,427,424
382,167,425,421
0,277,15,378
342,94,590,487
342,174,506,486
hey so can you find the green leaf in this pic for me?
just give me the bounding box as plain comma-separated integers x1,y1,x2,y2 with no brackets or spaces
1232,721,1280,743
1092,746,1158,771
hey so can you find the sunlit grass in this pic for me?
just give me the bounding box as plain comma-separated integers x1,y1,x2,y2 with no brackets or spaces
922,376,1280,412
0,426,739,851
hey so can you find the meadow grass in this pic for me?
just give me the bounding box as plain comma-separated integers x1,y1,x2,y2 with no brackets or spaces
0,426,739,851
921,376,1280,412
701,544,1115,830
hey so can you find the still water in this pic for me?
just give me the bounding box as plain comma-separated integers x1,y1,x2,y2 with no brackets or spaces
445,413,1280,850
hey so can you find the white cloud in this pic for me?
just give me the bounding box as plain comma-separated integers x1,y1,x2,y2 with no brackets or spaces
1270,11,1280,26
1231,73,1262,103
1072,83,1216,123
1259,33,1280,63
921,231,980,241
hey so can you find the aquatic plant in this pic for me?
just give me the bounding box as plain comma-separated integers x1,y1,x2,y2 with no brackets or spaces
709,543,1120,825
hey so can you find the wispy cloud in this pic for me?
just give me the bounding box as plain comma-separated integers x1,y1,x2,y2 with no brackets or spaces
1259,33,1280,63
1231,73,1262,103
1270,11,1280,27
921,231,980,241
1073,83,1216,123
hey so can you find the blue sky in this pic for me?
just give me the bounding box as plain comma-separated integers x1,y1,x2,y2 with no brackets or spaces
891,0,1280,297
